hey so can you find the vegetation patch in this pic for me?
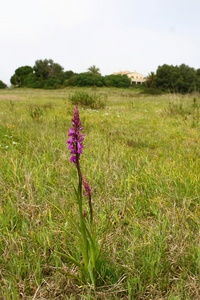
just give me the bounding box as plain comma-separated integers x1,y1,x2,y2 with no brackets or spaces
0,88,199,299
68,91,107,109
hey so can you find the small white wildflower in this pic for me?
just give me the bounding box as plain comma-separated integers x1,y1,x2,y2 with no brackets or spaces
64,221,68,229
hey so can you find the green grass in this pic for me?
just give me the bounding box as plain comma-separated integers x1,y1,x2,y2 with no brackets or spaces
0,87,199,299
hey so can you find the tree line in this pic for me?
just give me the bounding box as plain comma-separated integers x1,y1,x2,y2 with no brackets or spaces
146,64,200,93
0,59,200,93
8,59,131,89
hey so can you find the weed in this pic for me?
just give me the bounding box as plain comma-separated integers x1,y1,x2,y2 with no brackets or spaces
28,105,44,122
165,100,186,116
191,98,200,127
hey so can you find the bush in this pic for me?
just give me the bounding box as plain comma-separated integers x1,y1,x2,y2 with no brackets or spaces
73,73,105,87
68,92,107,109
0,80,7,89
104,74,131,88
140,88,163,95
44,77,62,89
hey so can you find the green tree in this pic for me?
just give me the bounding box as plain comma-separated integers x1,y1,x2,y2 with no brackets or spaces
64,70,76,86
104,74,131,88
64,70,75,79
33,59,65,88
74,72,104,87
155,64,199,93
146,72,157,88
196,68,200,77
0,80,7,89
178,64,197,93
10,66,33,87
87,65,101,75
156,64,180,92
23,73,42,88
196,69,200,91
67,74,79,86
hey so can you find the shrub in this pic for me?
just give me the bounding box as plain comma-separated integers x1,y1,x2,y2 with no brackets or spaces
104,74,131,88
0,80,7,89
140,87,163,95
68,92,107,109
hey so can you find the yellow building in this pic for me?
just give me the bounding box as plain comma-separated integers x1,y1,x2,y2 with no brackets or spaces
113,70,147,84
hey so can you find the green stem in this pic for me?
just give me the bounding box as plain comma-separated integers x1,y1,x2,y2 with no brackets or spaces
88,194,93,225
76,156,89,268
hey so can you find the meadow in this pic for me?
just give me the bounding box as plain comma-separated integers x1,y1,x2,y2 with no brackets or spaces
0,87,199,299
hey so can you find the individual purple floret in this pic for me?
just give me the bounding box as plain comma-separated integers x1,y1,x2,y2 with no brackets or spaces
67,105,85,164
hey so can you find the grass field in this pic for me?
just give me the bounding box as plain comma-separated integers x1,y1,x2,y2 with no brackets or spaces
0,87,199,299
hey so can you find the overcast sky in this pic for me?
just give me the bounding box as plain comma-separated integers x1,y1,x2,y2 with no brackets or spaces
1,0,200,85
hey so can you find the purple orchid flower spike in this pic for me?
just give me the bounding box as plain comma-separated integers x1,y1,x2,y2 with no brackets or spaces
67,105,85,164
